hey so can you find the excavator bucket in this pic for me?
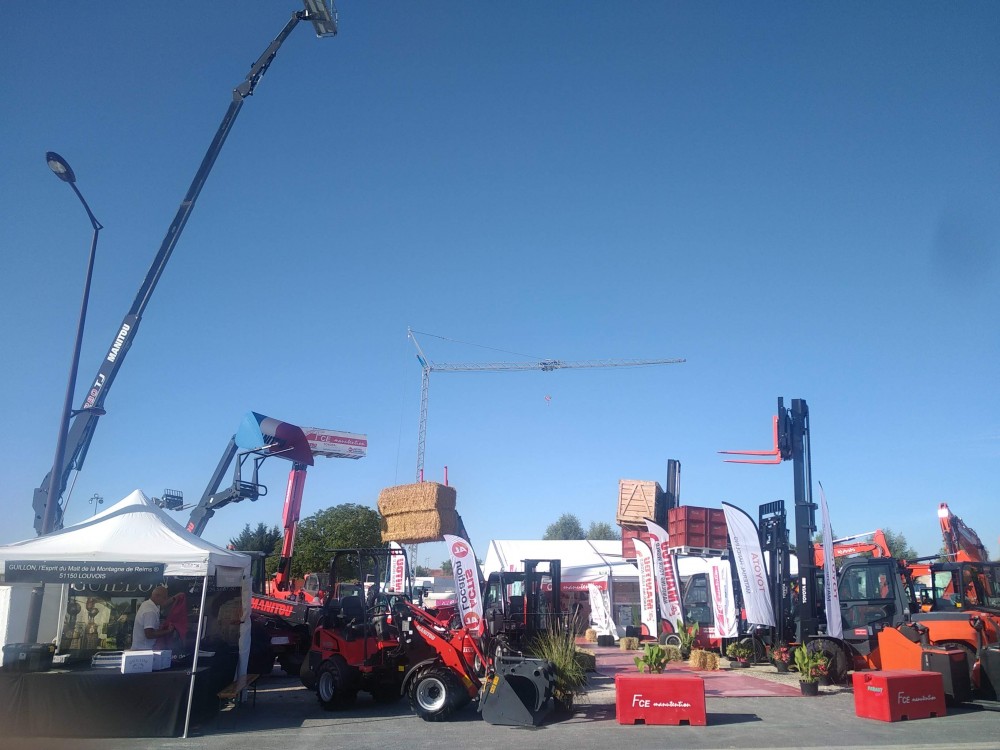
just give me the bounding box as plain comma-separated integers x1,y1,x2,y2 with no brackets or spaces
478,656,556,726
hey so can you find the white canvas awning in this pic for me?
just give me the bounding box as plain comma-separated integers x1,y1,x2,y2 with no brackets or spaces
0,489,248,579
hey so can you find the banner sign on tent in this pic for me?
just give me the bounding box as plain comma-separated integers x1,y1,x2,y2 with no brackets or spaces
722,502,775,626
818,484,843,638
644,518,684,634
588,581,615,636
632,539,658,638
443,534,484,634
709,559,739,638
4,560,164,585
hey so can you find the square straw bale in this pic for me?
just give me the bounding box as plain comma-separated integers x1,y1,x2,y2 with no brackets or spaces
378,482,457,516
380,508,461,544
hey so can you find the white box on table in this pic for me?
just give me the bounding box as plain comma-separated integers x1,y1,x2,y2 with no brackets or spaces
121,650,155,673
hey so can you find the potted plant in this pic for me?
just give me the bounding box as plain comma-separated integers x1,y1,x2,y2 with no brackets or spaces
677,621,699,659
767,642,792,673
529,627,589,712
725,641,753,667
634,642,671,674
793,642,829,696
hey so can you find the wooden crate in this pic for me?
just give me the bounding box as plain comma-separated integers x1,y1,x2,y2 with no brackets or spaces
617,480,666,525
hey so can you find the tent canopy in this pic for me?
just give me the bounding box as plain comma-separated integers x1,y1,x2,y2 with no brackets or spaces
483,539,639,586
0,490,248,578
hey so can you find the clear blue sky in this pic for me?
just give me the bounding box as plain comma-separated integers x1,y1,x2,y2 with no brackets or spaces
2,2,997,569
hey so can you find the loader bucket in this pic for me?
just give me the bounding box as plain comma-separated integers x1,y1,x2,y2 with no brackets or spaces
479,656,556,726
981,645,1000,699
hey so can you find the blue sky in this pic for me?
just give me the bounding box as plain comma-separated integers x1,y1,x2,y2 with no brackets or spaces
2,2,997,569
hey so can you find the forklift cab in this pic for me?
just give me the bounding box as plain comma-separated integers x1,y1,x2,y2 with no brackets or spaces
483,559,561,649
837,559,913,633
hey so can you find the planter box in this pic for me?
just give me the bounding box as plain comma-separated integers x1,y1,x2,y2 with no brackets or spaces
615,673,706,726
852,670,946,722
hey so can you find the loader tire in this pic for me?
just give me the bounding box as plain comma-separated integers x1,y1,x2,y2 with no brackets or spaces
812,638,850,684
409,666,463,721
317,655,357,711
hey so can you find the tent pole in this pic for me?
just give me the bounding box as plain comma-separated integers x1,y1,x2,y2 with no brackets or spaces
183,574,210,739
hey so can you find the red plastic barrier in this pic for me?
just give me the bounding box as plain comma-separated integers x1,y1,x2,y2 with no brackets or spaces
615,673,706,726
852,670,946,722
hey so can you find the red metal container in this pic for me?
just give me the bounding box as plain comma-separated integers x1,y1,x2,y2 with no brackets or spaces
622,526,654,559
852,670,946,722
667,506,727,552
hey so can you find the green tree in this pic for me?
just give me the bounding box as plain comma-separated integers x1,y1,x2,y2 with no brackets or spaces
229,522,281,554
882,528,918,560
441,559,453,576
544,513,586,540
414,565,431,577
586,521,621,541
275,503,383,578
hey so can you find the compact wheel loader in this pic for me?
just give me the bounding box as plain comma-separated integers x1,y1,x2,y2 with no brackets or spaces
302,547,559,725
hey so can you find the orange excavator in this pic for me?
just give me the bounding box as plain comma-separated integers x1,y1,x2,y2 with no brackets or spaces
938,503,991,564
863,504,1000,699
813,530,891,568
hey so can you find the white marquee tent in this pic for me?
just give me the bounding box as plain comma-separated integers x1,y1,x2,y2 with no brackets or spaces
483,539,640,588
0,489,251,737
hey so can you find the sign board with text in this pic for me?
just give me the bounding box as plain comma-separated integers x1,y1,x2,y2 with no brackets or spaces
4,560,165,585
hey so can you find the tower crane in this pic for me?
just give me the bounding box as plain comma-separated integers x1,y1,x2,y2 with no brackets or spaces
408,328,685,481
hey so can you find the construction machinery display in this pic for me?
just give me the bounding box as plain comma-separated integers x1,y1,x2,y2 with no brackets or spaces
301,546,557,726
723,398,999,701
183,410,366,675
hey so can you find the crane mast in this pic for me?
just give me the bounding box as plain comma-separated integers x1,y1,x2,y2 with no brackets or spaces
408,328,685,481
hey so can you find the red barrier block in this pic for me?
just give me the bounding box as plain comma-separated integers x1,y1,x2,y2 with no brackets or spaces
615,673,706,726
852,670,946,722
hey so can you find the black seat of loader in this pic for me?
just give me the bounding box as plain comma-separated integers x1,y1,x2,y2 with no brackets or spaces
340,596,367,638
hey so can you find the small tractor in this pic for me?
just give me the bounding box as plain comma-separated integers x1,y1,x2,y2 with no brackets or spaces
301,547,558,725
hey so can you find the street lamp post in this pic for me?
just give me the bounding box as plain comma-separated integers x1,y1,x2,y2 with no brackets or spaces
24,152,103,644
40,152,103,536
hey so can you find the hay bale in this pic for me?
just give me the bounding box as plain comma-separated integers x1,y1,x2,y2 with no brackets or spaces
380,508,461,544
574,649,597,672
663,645,682,662
703,651,719,671
688,649,708,670
584,628,598,643
620,637,640,650
378,483,456,516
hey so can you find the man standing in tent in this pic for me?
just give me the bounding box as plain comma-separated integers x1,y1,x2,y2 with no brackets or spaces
131,586,177,650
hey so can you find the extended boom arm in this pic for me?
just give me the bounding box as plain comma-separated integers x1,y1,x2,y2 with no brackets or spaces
32,2,337,533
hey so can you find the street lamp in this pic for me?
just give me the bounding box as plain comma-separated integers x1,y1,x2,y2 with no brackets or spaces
40,151,103,535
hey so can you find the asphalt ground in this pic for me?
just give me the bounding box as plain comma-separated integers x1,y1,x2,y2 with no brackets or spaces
6,649,1000,750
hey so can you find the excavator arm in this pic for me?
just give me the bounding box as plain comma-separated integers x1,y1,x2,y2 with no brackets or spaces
939,503,990,563
814,530,891,567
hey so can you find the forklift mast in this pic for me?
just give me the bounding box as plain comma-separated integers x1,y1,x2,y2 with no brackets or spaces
723,398,818,642
785,398,820,641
